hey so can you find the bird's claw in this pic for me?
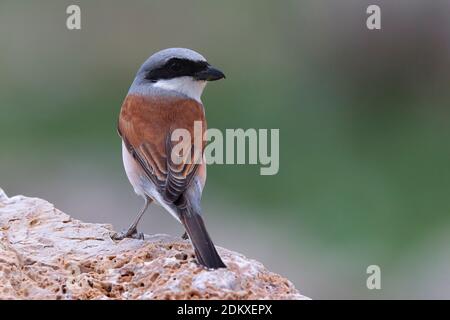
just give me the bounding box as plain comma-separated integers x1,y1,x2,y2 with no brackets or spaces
111,228,144,240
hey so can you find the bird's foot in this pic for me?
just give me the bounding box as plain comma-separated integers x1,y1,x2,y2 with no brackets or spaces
181,231,189,240
111,228,144,240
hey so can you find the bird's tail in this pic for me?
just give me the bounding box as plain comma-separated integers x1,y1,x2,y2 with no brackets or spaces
178,204,226,269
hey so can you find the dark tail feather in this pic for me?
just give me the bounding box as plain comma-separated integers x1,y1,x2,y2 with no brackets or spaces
179,209,226,269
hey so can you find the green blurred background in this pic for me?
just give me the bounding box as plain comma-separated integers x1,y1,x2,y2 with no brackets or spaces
1,0,450,299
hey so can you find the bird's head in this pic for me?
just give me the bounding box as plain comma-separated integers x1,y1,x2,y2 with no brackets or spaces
130,48,225,102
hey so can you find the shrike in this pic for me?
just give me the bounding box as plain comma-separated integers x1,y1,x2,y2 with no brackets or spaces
114,48,226,269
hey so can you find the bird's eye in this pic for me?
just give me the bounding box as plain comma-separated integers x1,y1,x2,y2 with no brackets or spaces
169,60,182,71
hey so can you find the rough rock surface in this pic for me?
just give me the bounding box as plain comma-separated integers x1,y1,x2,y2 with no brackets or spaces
0,188,308,300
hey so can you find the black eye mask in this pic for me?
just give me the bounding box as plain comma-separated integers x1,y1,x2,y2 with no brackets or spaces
145,58,209,82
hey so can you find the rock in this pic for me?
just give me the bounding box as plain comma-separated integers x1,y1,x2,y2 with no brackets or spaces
0,189,308,300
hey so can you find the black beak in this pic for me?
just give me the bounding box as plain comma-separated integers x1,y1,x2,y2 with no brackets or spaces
194,65,226,81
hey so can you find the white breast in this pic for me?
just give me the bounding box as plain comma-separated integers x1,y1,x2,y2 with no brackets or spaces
122,141,146,197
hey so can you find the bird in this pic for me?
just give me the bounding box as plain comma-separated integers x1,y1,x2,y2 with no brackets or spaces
114,48,226,269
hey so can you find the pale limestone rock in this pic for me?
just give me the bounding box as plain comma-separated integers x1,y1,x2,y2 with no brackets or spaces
0,190,308,300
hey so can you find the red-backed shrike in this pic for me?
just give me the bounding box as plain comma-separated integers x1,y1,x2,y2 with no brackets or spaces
114,48,226,269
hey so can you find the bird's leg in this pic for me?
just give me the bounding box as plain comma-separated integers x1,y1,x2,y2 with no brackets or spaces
112,197,151,240
181,231,189,240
